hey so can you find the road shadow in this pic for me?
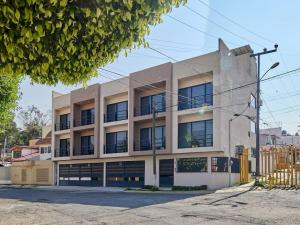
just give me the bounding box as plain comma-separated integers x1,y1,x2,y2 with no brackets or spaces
0,187,205,209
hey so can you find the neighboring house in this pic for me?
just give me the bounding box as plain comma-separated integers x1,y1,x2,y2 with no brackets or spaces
52,39,257,190
11,126,52,161
260,127,300,147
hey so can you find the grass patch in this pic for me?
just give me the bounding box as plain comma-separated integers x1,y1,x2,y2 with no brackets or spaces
172,185,207,191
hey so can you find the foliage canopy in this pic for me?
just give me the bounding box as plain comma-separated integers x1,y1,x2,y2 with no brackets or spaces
0,0,186,85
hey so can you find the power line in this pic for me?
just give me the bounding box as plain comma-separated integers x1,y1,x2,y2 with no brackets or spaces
184,5,265,48
197,0,274,44
166,14,239,47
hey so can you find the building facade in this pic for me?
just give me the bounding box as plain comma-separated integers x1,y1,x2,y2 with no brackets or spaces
52,39,257,190
261,127,300,147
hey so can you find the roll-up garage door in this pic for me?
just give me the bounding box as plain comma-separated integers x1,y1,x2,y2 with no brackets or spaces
106,161,145,187
59,163,103,186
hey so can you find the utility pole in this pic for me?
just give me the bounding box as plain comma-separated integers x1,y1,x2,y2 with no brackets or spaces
250,44,278,176
152,105,157,187
2,137,7,164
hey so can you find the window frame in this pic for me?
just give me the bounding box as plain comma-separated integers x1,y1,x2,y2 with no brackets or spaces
105,131,128,154
211,157,229,172
139,126,165,151
80,135,94,155
140,92,166,116
178,82,213,111
106,101,128,122
178,119,213,148
81,108,95,126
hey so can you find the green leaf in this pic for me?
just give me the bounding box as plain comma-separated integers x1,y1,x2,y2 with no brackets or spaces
96,8,101,18
15,10,20,21
60,0,67,7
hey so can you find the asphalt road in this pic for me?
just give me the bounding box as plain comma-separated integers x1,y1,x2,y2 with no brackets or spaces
0,187,299,225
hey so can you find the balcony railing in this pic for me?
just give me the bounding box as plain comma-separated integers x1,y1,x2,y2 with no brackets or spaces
178,134,213,148
104,110,128,123
54,148,70,157
134,138,165,151
73,118,95,127
104,143,128,154
178,95,213,111
55,122,70,131
73,146,94,156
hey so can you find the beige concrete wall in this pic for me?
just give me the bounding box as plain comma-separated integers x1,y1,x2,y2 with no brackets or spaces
70,84,100,159
52,40,257,187
0,167,11,183
129,63,173,156
11,160,54,186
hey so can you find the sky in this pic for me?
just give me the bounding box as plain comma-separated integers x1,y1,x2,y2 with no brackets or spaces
19,0,300,134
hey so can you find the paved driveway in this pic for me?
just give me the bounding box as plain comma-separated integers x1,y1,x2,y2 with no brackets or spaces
0,187,299,225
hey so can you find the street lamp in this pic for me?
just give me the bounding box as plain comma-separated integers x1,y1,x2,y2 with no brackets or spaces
261,62,280,80
228,113,255,187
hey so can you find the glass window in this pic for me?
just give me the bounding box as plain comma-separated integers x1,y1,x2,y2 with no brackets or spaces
231,158,240,173
106,104,116,122
211,157,228,172
105,131,128,154
59,113,70,130
178,120,213,148
178,88,190,110
140,126,165,150
177,157,208,172
81,109,95,125
106,101,128,122
59,138,70,157
140,127,151,150
116,102,128,121
192,121,205,147
178,82,213,110
81,136,94,155
250,94,256,108
192,84,205,108
140,93,165,116
178,123,191,148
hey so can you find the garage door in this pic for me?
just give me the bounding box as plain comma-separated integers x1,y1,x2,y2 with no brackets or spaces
106,161,145,187
59,163,103,186
159,159,174,187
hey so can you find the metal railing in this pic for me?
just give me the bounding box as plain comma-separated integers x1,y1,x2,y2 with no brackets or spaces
73,147,94,156
179,134,213,148
178,94,213,110
73,117,95,127
104,110,128,123
54,122,70,131
104,143,128,154
134,138,165,151
54,148,70,157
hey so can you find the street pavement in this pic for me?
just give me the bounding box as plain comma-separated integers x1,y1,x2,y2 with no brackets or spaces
0,186,299,225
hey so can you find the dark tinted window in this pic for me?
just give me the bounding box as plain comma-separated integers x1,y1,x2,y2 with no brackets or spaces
81,109,95,125
106,101,128,122
211,157,228,172
140,126,165,150
105,131,128,154
81,136,94,155
178,82,213,110
140,93,165,116
178,120,213,148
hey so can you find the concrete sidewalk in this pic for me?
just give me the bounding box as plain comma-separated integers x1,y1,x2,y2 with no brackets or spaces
0,181,255,194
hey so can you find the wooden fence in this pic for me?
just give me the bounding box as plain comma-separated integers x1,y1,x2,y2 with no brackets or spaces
260,147,300,188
